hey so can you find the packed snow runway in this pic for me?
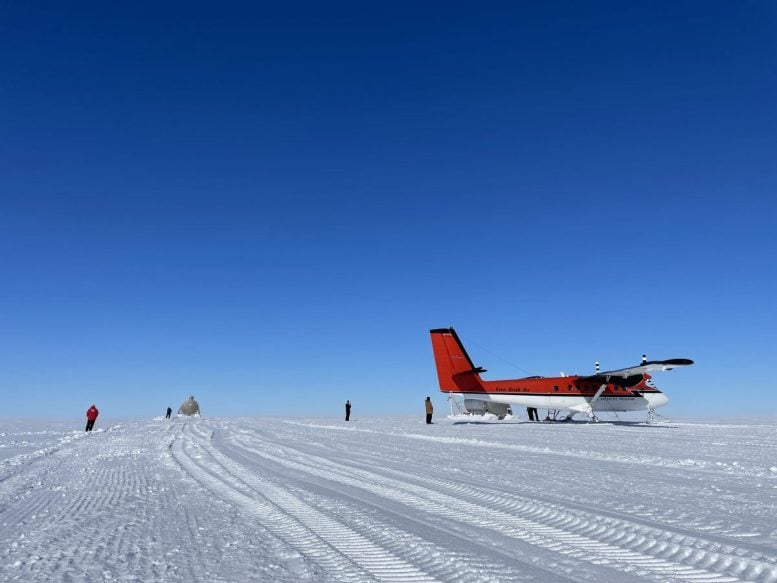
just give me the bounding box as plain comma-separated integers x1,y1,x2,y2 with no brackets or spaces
1,416,776,582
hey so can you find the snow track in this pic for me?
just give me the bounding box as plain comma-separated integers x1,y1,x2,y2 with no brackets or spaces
220,426,773,582
1,416,776,582
172,421,436,582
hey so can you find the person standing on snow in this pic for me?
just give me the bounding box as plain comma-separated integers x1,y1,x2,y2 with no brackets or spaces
85,404,99,432
345,400,351,421
425,396,433,424
165,406,172,419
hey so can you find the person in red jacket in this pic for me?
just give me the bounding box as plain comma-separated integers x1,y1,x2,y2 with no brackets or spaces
85,404,99,432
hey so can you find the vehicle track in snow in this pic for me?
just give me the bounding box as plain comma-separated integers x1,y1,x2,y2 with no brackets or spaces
215,427,579,582
0,421,298,582
278,421,777,548
0,425,201,581
173,420,439,582
2,417,775,582
222,423,777,583
279,421,777,546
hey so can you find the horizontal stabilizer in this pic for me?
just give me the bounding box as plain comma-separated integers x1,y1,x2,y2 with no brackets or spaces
454,367,488,377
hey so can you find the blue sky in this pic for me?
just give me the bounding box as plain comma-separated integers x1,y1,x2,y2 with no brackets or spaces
2,1,776,419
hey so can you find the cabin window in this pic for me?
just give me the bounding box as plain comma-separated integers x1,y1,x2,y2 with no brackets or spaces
553,385,559,391
567,385,573,391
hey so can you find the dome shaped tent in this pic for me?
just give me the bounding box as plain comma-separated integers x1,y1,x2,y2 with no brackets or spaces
178,395,200,416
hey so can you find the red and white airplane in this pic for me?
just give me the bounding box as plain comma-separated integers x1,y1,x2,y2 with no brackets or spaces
430,327,693,422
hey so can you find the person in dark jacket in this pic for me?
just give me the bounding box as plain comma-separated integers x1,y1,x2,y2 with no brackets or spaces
425,397,433,424
85,404,99,431
165,406,172,419
345,400,351,421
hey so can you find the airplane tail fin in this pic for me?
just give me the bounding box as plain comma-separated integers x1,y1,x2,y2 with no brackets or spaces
429,328,485,393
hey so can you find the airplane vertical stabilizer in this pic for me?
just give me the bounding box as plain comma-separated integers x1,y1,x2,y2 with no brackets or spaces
429,328,485,393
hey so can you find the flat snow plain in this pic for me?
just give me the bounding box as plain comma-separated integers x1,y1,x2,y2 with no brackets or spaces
1,415,776,582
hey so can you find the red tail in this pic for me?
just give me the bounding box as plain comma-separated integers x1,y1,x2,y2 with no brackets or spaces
430,328,485,393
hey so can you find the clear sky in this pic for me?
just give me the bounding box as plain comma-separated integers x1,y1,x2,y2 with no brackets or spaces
2,1,776,419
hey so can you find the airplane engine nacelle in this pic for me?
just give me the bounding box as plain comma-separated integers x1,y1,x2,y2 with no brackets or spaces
463,399,511,420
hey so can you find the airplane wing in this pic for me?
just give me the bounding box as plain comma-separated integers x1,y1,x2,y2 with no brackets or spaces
579,358,693,386
596,358,693,378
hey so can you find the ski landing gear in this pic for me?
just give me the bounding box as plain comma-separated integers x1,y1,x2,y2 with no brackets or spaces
566,382,609,422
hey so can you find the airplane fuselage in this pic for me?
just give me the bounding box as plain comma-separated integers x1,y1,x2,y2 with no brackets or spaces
448,374,668,413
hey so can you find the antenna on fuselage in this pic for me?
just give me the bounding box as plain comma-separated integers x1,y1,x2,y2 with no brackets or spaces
595,361,600,373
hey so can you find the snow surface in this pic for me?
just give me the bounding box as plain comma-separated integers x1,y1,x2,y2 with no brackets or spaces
1,415,776,582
